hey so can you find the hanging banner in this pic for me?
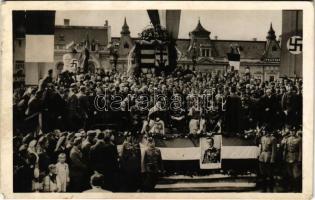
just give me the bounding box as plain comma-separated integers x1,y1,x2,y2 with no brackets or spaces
280,10,303,78
200,135,222,169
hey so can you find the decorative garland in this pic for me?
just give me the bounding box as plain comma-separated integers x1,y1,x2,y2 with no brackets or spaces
139,25,169,42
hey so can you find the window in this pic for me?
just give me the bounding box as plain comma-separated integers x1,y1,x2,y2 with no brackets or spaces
201,48,210,57
272,45,277,51
124,43,129,49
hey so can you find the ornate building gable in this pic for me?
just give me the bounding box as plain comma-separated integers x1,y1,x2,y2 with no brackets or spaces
187,19,216,59
261,23,281,62
118,17,134,57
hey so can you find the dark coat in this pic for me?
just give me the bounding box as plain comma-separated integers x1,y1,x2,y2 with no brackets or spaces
260,95,278,126
69,146,87,176
225,93,242,133
89,140,107,173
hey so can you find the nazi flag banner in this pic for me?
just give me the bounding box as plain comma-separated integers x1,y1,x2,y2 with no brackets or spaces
287,36,302,55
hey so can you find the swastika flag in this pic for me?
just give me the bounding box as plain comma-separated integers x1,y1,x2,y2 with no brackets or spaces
280,10,303,78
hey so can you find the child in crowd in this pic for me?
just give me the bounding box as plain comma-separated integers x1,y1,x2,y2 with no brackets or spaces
55,153,70,192
43,164,59,192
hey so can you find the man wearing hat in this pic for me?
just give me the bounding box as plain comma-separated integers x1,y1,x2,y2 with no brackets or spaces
142,137,163,192
69,137,87,192
258,127,277,192
82,130,96,165
81,130,96,190
282,129,302,192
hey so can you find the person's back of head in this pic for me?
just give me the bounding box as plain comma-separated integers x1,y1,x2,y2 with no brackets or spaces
97,132,105,140
48,69,53,76
90,173,104,187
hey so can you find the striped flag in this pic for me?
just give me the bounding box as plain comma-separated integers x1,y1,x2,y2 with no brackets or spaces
280,10,303,78
140,45,156,68
25,11,55,62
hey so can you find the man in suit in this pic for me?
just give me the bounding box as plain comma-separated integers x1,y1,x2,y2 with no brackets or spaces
102,132,119,191
89,132,106,174
281,84,300,127
81,130,96,190
67,84,80,132
78,86,90,130
69,137,87,192
260,89,278,130
258,128,277,192
225,86,242,135
202,137,220,164
283,129,302,192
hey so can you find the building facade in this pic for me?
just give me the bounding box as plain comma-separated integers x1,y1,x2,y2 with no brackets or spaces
175,20,281,81
13,18,281,86
114,19,281,82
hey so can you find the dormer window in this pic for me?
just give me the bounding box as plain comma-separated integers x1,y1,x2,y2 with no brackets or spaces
272,45,277,51
201,48,210,57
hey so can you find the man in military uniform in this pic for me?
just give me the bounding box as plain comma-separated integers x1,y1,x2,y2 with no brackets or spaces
283,129,302,192
142,137,163,192
258,128,277,192
202,137,220,164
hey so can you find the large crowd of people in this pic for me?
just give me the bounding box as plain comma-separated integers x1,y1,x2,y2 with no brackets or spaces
13,65,303,192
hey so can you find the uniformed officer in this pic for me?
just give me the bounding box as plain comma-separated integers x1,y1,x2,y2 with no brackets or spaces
202,137,220,164
258,128,277,192
283,129,302,192
142,137,163,192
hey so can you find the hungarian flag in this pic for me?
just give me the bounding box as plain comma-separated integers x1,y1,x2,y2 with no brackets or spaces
140,44,156,68
280,10,303,78
227,47,240,70
25,11,55,62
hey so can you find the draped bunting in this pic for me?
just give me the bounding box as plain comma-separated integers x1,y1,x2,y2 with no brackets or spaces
147,10,181,40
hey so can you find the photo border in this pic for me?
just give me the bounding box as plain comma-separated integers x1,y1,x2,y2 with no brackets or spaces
0,1,313,199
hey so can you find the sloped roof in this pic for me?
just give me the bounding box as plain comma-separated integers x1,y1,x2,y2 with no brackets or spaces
113,36,266,60
175,39,190,56
212,40,266,59
175,39,266,60
190,20,210,36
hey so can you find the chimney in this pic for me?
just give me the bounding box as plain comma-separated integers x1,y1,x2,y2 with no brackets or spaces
64,19,70,26
105,20,108,26
214,36,218,40
252,37,257,41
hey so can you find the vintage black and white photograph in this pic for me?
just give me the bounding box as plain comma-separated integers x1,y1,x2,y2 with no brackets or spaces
11,9,304,194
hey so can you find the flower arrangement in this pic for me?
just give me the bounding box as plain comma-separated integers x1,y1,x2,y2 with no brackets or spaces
139,25,169,42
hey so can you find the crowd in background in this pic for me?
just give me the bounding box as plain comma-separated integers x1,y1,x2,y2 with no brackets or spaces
13,65,303,192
